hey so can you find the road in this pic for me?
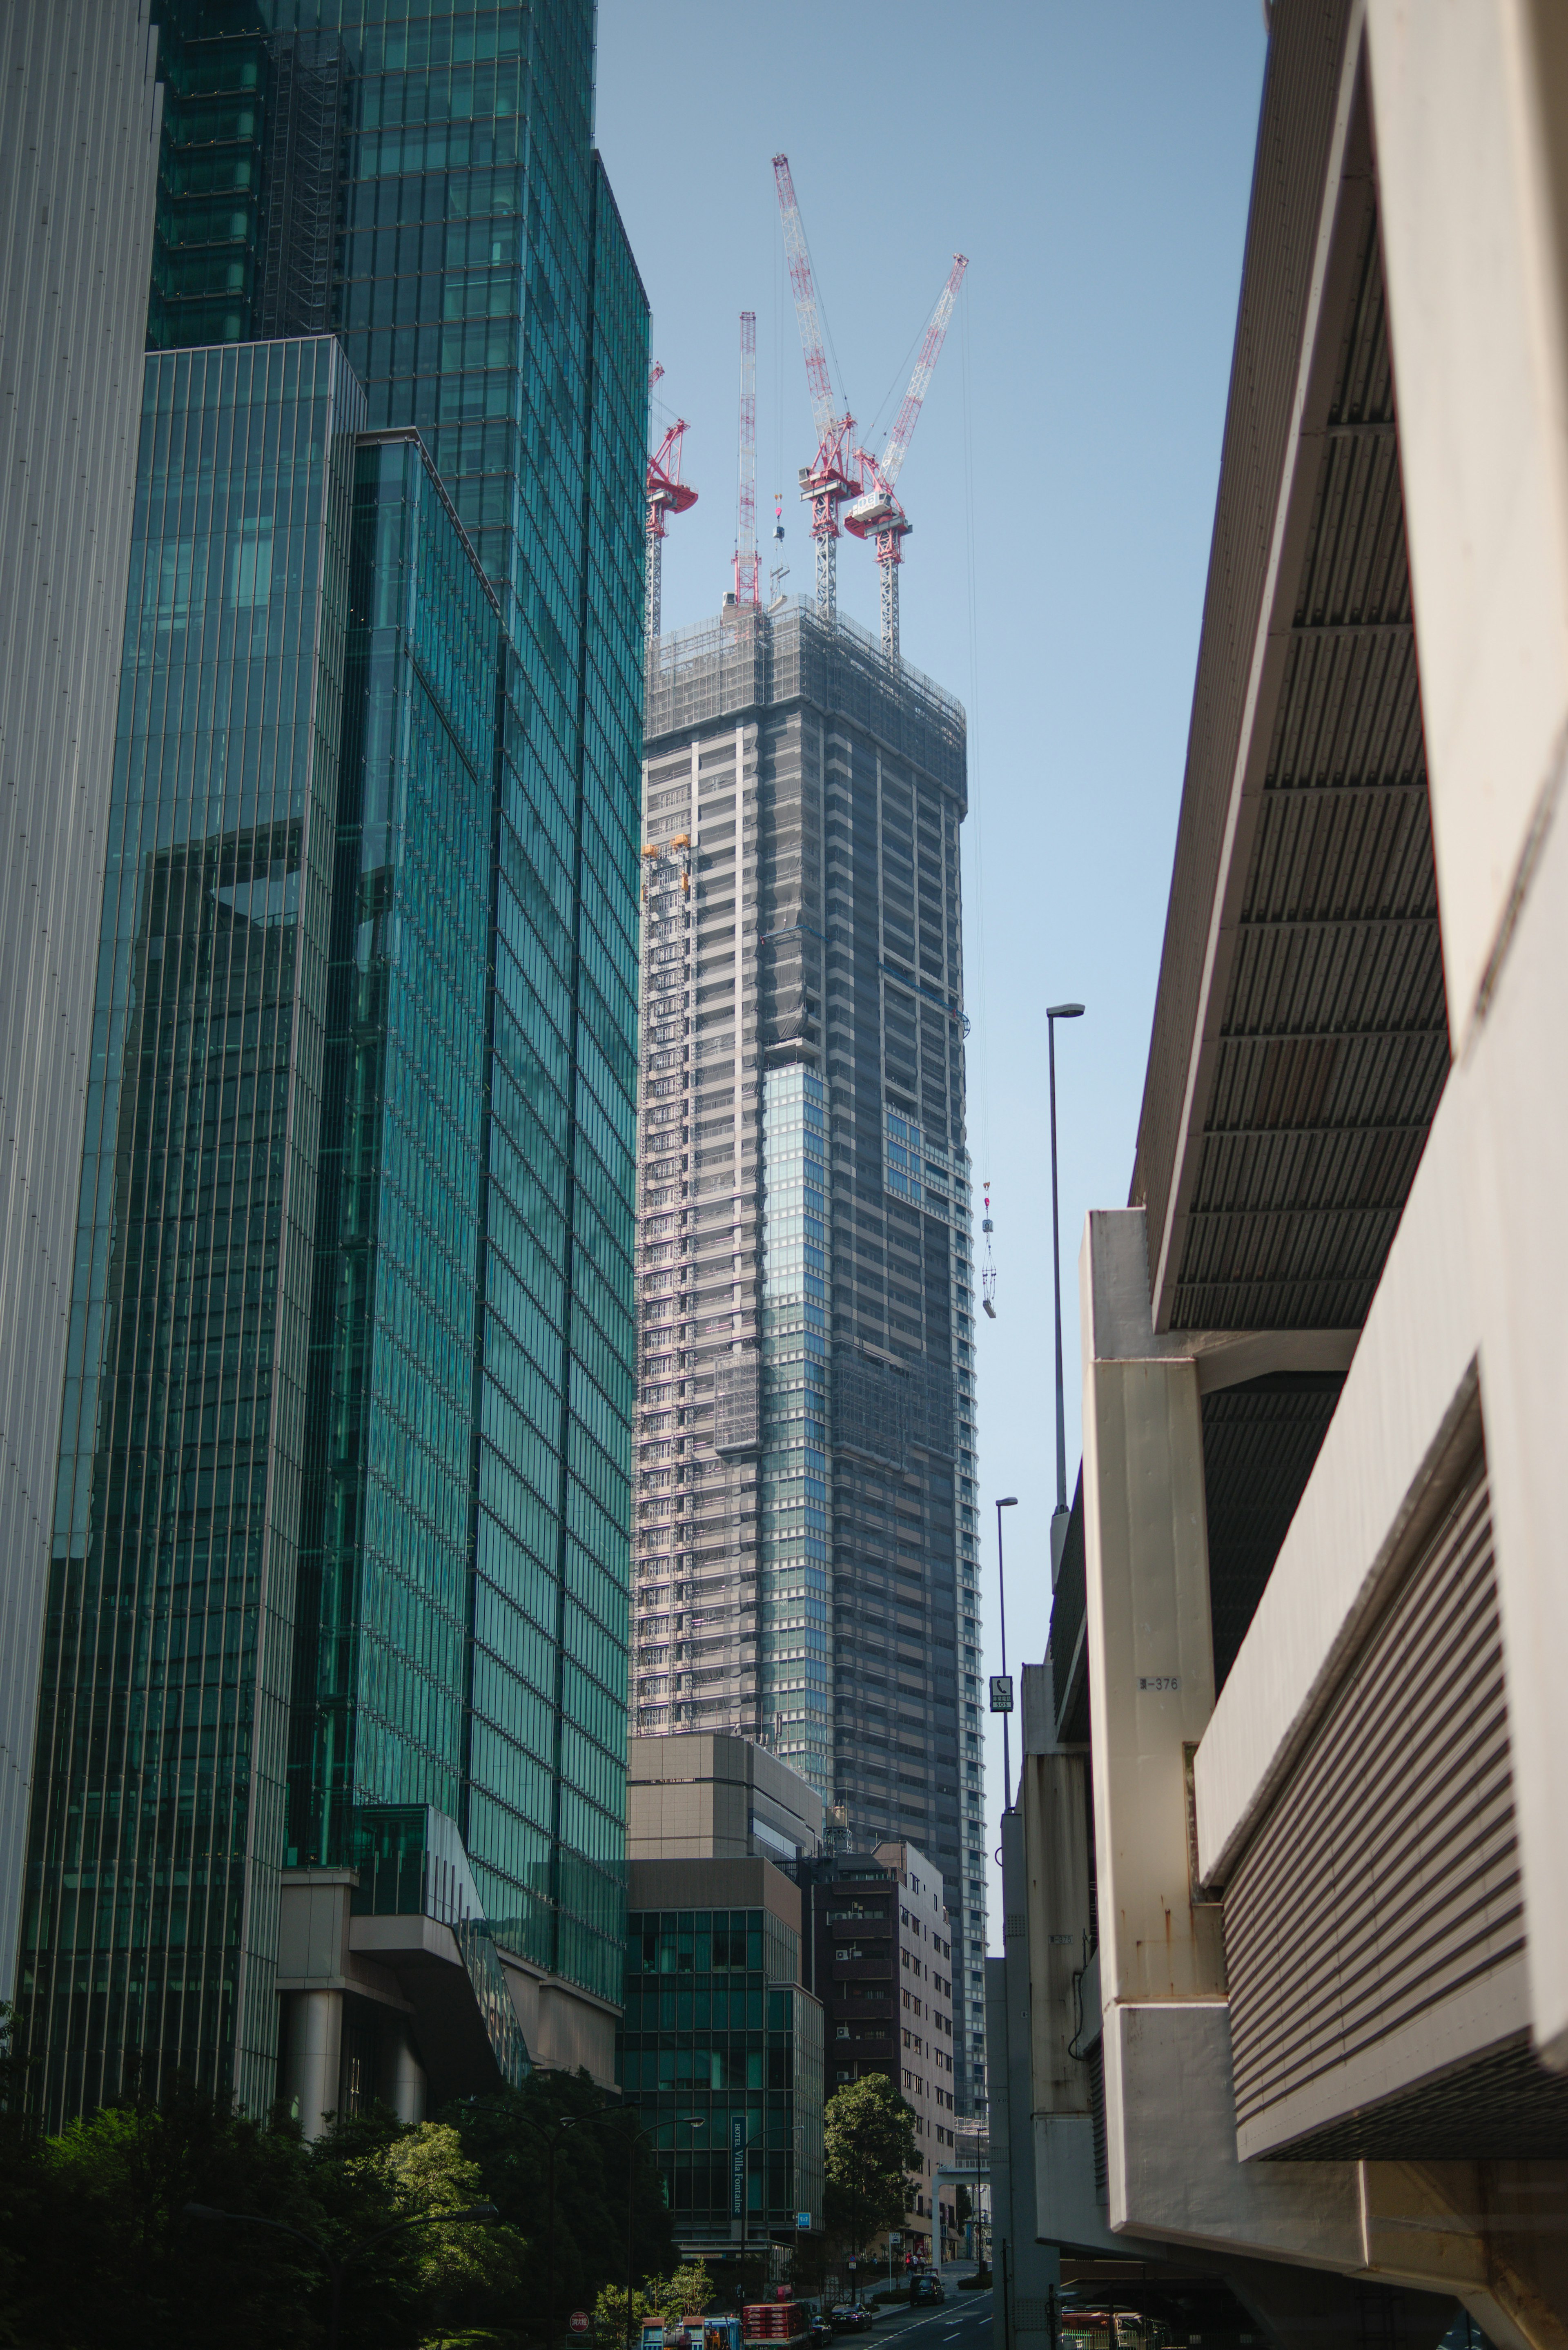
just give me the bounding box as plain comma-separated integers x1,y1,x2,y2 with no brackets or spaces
849,2287,994,2350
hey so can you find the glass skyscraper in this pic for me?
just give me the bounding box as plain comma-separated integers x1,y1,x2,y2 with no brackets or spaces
18,1,647,2126
631,605,989,2117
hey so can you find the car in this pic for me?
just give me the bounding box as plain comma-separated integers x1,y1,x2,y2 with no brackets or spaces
829,2308,870,2334
909,2277,946,2307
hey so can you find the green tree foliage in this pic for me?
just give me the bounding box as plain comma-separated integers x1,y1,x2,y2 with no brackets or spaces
593,2259,716,2350
0,2008,670,2350
442,2069,674,2337
821,2078,921,2260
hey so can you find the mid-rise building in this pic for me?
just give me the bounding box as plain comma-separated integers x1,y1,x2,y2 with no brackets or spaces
628,1730,825,1868
631,602,988,2113
619,1735,827,2275
621,1856,826,2274
0,0,161,2003
14,0,647,2127
802,1842,959,2260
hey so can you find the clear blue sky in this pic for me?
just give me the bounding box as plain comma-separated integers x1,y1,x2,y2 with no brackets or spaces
595,0,1268,1946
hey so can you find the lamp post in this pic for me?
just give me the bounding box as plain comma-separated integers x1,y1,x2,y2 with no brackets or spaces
605,2105,707,2350
620,2117,659,2350
995,1496,1018,1812
533,2110,589,2350
184,2198,497,2350
1046,1003,1085,1585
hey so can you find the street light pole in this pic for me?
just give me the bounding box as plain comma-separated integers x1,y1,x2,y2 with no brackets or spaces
995,1496,1018,1812
1046,1003,1085,1585
537,2111,588,2350
622,2118,658,2350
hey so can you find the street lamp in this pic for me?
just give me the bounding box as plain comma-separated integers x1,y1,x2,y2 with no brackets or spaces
184,2198,497,2350
1046,1003,1085,1585
995,1497,1018,1812
523,2109,590,2350
620,2118,657,2350
619,2111,707,2345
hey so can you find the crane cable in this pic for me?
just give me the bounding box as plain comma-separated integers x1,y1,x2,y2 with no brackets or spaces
960,278,993,1297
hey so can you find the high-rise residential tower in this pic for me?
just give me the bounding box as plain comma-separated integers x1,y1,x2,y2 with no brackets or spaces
631,603,989,2115
16,2,647,2126
0,0,162,2004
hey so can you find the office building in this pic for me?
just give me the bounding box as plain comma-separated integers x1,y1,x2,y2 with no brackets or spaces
1009,3,1568,2342
16,0,647,2127
632,601,988,2114
621,1857,825,2269
628,1730,824,1868
801,1841,959,2259
0,0,161,2003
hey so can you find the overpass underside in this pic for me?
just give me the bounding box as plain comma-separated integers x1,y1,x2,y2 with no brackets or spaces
1019,4,1568,2346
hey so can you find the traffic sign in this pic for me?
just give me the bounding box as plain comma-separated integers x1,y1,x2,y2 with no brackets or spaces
989,1675,1013,1715
796,2211,811,2231
570,2314,591,2337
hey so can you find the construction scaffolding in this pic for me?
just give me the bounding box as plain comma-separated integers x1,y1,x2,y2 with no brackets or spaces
646,598,966,804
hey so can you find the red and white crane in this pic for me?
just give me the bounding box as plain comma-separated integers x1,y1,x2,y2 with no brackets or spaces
772,152,858,625
645,361,697,651
734,311,760,606
844,252,969,664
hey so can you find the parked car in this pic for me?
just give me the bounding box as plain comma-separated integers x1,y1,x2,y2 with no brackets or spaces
910,2276,946,2307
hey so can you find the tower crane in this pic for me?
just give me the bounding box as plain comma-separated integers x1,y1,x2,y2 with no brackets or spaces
844,253,969,665
645,365,697,650
734,311,760,606
772,153,857,625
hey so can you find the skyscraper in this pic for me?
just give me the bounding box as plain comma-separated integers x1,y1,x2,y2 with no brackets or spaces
16,2,648,2125
631,602,989,2116
0,0,162,2004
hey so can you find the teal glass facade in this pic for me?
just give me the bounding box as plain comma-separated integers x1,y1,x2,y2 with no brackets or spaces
620,1907,825,2250
19,2,647,2118
759,1067,833,1784
21,339,365,2123
288,431,498,1868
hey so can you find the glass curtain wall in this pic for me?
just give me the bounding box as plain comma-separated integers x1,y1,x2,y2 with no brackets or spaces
20,339,364,2126
758,1068,832,1785
620,1905,824,2245
144,0,648,2007
288,431,497,1870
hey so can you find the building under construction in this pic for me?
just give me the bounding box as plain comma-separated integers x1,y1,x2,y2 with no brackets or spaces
631,597,988,2117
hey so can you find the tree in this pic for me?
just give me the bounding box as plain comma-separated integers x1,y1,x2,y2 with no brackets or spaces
821,2078,921,2264
352,2120,525,2339
442,2069,674,2341
645,2258,717,2328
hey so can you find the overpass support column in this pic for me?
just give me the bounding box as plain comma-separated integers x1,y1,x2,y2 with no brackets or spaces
1080,1212,1226,2218
1078,1208,1364,2267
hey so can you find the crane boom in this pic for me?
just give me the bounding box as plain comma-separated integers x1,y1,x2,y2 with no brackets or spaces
735,311,759,605
645,404,697,652
842,254,969,666
879,253,968,490
771,152,858,624
771,153,839,448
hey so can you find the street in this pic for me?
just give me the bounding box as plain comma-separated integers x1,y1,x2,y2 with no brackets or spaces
851,2288,994,2350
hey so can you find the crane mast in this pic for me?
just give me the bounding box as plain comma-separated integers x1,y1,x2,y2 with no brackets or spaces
734,311,760,605
772,152,857,625
844,252,969,665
